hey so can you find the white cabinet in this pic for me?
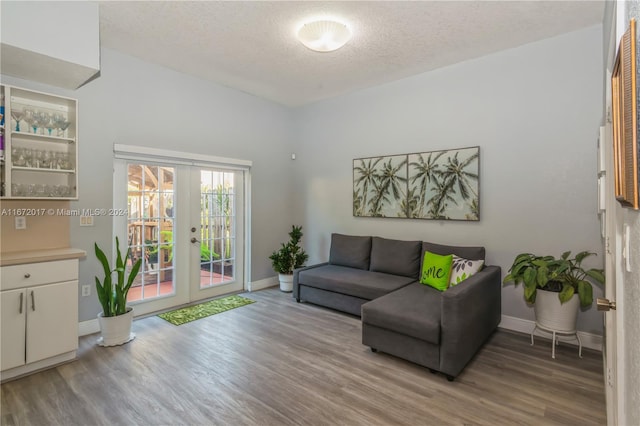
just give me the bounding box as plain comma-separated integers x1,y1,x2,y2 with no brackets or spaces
0,84,78,199
0,288,26,371
0,259,79,380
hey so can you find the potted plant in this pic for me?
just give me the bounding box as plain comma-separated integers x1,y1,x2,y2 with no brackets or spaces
269,225,309,292
503,251,605,332
95,237,142,346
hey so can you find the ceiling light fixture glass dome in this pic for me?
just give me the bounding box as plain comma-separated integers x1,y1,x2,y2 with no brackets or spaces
297,19,352,52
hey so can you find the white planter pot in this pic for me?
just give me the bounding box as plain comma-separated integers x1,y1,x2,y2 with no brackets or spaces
278,273,294,292
534,289,579,332
97,307,136,347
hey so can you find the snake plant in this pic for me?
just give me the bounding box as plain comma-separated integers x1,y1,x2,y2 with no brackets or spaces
95,237,142,317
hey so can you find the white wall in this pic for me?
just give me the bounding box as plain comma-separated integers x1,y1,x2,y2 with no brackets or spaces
293,26,605,334
1,1,100,70
1,48,295,322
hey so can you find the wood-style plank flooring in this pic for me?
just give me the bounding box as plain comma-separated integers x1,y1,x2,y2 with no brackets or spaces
1,288,606,425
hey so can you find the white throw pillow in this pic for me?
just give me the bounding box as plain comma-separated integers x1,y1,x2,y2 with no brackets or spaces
449,255,484,286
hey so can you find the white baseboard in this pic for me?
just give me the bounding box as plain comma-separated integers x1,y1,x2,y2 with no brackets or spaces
78,319,100,337
248,276,278,292
499,314,602,352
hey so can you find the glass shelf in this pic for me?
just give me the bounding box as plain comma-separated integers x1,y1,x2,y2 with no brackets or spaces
1,84,78,199
11,131,75,144
12,166,75,174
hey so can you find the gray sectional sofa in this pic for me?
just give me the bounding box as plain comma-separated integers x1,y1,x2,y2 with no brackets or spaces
292,233,501,380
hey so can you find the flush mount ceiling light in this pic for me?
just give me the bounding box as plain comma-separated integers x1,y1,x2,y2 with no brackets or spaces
297,19,352,53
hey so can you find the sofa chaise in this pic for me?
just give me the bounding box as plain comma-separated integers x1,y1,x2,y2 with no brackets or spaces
292,233,502,380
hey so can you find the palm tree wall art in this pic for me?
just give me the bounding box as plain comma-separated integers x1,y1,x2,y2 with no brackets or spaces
353,147,479,221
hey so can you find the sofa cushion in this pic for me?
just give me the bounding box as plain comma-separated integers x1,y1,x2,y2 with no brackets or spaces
361,282,442,344
298,264,415,300
449,255,485,286
329,234,372,270
420,251,453,291
421,242,485,274
369,237,422,278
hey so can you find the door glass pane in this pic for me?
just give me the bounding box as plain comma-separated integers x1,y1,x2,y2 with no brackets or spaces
200,170,235,288
126,164,175,302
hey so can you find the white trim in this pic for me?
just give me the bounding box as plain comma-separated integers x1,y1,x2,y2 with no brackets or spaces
1,351,76,382
248,276,278,292
499,314,602,352
113,144,252,170
79,319,100,336
244,170,252,290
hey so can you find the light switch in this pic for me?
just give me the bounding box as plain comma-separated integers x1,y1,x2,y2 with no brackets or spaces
624,224,631,272
15,216,26,230
80,216,94,227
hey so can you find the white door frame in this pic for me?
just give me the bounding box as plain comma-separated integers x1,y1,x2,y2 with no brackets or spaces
188,167,245,301
113,145,252,315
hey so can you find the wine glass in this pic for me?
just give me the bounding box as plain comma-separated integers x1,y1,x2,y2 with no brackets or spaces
44,115,56,136
10,109,24,132
57,118,71,138
36,112,50,135
23,109,36,134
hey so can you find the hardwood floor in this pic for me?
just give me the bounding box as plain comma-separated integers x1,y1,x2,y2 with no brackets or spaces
1,288,606,425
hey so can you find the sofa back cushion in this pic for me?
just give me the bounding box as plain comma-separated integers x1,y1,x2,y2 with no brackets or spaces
421,242,485,262
329,234,372,270
369,237,422,278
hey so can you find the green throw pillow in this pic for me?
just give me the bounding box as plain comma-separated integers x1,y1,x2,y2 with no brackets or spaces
420,251,453,291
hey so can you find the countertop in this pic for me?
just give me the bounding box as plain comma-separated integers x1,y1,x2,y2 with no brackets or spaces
0,248,86,266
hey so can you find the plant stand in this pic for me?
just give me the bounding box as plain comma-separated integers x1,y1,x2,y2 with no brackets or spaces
531,323,582,359
531,289,582,359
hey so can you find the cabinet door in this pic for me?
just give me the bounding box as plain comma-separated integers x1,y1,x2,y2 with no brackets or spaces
1,289,27,371
26,281,78,364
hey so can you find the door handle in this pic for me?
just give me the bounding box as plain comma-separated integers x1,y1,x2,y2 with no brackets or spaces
19,292,23,314
31,290,36,311
597,297,616,311
191,237,200,244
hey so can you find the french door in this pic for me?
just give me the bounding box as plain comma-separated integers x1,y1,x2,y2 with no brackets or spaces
114,158,246,317
189,168,244,300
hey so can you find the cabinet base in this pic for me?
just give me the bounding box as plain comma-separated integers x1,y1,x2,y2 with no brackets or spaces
1,350,76,383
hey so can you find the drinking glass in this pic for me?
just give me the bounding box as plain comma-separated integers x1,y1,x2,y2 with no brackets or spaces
11,110,24,132
23,109,36,134
57,119,71,138
36,113,50,135
11,146,24,167
23,148,34,167
11,183,22,196
44,115,56,136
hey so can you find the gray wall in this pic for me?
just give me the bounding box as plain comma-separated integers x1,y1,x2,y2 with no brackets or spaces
620,3,640,424
2,48,295,322
292,25,605,334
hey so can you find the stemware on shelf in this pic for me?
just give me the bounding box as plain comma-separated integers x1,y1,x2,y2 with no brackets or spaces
23,109,35,134
10,110,24,132
57,118,71,138
36,112,50,135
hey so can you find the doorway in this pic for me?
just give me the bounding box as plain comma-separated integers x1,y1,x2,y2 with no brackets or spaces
113,148,250,317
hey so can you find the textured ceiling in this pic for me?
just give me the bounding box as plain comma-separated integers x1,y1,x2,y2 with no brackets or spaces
99,1,604,107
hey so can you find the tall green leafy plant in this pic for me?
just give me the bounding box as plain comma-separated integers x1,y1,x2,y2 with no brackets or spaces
95,237,142,317
269,225,309,275
503,251,605,307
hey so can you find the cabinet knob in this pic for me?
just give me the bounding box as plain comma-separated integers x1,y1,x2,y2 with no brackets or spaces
24,273,31,278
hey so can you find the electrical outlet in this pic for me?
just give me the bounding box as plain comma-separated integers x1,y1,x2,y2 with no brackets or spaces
15,216,26,230
81,285,90,297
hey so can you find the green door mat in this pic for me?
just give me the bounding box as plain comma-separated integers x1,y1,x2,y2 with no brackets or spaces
158,295,255,326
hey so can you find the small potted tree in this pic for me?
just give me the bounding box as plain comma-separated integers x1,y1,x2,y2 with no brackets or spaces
503,251,605,332
269,225,309,292
95,237,142,346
